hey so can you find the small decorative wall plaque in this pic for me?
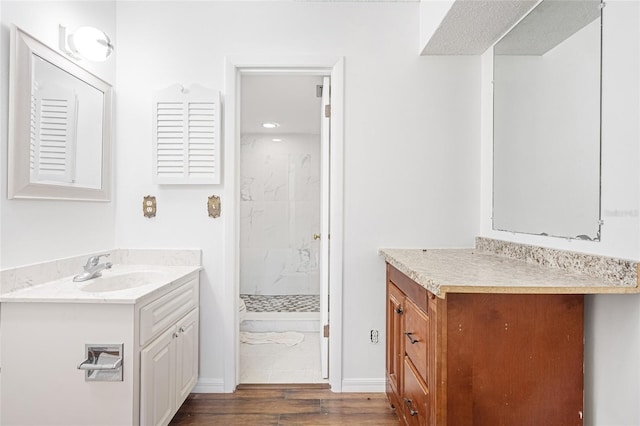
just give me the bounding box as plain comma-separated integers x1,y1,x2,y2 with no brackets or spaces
207,195,221,218
143,195,157,218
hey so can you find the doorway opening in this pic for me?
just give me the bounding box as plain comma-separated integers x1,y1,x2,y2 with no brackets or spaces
223,56,344,393
238,73,330,384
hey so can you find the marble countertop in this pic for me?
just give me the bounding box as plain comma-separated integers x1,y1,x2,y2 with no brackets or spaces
0,264,201,304
380,248,640,298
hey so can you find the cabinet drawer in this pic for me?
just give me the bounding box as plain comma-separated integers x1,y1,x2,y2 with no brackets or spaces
404,298,429,382
388,264,431,314
139,278,199,346
403,357,430,426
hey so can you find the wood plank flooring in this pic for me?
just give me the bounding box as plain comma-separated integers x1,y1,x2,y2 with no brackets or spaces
170,384,401,425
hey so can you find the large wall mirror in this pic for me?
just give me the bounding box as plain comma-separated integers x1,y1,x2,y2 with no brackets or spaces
493,0,602,240
8,25,112,201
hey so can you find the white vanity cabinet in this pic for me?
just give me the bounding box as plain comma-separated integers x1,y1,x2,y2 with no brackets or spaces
140,299,199,426
0,267,200,426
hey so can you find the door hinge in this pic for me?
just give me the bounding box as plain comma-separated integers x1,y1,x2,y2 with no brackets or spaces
323,324,330,338
324,104,331,118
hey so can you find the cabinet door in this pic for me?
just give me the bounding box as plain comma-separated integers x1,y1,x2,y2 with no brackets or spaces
141,326,176,426
387,283,405,398
175,308,199,406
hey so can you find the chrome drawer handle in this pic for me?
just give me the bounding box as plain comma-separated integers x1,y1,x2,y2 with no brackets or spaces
404,397,419,417
405,332,419,344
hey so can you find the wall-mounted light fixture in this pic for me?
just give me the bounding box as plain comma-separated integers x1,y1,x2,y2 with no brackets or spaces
59,25,114,62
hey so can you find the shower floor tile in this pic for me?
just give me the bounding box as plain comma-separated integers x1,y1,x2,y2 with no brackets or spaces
241,294,320,312
239,331,326,384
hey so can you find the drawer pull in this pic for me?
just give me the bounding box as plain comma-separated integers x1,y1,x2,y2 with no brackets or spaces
395,307,403,315
405,332,419,344
404,398,419,417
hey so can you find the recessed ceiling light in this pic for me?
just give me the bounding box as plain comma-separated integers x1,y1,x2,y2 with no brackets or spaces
272,138,282,142
262,122,280,129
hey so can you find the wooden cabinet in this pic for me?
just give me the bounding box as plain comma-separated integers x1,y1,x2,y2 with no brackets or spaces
386,263,584,426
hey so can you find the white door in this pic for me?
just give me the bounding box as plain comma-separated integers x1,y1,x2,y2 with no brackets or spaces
319,76,331,379
175,309,199,406
140,327,176,426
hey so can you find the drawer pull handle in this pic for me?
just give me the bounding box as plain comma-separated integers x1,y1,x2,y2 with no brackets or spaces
405,332,419,344
395,307,403,315
173,332,180,339
179,327,186,333
404,398,419,417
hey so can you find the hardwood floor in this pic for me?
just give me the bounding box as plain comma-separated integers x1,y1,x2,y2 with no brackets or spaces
170,384,400,425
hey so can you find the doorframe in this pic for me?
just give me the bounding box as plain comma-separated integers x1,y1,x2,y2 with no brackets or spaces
223,56,344,392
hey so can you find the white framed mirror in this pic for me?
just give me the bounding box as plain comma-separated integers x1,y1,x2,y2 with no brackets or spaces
8,25,112,201
493,0,602,240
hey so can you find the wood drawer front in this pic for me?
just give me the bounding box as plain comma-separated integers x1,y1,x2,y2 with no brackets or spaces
388,264,430,314
140,278,199,346
403,357,430,426
404,298,429,382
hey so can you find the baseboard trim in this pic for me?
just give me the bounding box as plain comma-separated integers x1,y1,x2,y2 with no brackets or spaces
193,378,225,393
192,378,385,393
341,378,386,393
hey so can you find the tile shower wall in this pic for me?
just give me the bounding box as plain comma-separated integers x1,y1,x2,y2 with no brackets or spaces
240,134,321,296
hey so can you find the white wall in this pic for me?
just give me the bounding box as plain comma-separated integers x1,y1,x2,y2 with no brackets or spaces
115,1,480,388
419,0,455,54
240,133,321,296
481,2,640,424
0,1,116,269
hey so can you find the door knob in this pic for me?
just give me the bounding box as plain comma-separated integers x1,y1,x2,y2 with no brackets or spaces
313,233,321,240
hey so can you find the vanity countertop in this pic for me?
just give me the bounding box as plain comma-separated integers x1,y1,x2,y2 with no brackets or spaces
0,264,201,304
380,248,640,298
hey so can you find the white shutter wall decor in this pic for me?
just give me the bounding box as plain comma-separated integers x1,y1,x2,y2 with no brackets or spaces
31,82,78,184
152,84,221,184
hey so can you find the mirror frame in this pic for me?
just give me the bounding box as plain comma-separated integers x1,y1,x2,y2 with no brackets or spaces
8,25,112,201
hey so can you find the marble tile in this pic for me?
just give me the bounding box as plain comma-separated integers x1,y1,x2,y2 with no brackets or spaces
240,134,322,299
476,237,638,287
240,294,320,312
240,248,289,294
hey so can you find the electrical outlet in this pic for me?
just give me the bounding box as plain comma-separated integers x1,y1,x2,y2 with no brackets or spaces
370,329,379,344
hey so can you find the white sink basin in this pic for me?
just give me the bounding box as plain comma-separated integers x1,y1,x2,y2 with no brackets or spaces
81,271,169,293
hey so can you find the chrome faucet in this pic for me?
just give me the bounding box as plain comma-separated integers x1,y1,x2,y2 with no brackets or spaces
73,254,113,282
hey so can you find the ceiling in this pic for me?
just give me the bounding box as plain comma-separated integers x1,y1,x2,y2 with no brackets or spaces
495,0,601,55
241,75,324,135
422,0,538,55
